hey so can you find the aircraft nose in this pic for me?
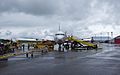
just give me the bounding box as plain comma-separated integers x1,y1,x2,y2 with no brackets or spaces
56,35,64,39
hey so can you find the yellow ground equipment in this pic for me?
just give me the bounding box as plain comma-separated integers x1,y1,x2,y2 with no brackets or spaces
67,36,97,49
36,41,55,51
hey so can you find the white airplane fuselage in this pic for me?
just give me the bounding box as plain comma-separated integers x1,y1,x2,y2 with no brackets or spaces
55,31,65,44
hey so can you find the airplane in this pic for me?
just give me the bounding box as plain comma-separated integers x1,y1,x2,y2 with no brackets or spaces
54,25,67,51
55,31,66,44
54,25,66,44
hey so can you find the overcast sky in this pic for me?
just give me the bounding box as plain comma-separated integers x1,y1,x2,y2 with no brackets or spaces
0,0,120,39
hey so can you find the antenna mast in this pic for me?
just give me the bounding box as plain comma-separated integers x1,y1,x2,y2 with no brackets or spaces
59,24,61,31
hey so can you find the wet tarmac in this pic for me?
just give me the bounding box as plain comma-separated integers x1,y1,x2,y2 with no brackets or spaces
0,44,120,75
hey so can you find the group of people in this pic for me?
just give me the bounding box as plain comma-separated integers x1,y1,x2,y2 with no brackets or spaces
0,43,13,55
0,41,19,55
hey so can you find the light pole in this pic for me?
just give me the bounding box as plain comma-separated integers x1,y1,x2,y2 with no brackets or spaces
107,32,109,43
111,32,113,44
111,32,113,39
100,32,102,43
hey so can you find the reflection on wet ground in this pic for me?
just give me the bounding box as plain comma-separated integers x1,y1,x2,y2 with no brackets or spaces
0,44,120,75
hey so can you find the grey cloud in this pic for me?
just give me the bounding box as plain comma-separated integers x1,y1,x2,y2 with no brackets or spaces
0,0,92,20
0,0,60,15
0,0,120,38
57,0,92,21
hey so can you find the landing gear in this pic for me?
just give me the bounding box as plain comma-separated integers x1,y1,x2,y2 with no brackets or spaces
58,44,62,52
58,43,65,52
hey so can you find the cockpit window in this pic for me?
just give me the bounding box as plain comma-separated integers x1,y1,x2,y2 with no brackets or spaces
55,34,65,35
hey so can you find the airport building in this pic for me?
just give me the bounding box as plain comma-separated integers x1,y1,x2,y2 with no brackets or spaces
113,36,120,44
91,36,111,43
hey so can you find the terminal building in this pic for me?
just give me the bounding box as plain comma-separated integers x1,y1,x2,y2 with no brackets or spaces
91,36,111,43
